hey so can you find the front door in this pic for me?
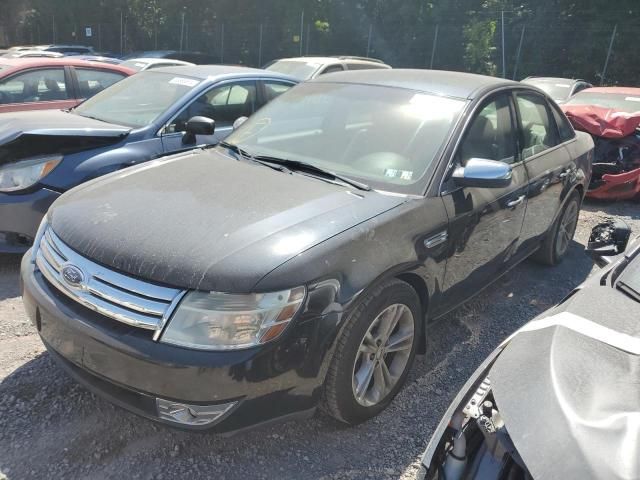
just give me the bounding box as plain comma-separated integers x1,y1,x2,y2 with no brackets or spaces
436,92,529,315
160,80,259,153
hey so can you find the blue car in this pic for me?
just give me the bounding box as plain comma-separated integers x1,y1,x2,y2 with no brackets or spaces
0,65,297,252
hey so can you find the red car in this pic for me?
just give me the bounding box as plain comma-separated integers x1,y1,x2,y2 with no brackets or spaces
0,58,135,113
562,87,640,200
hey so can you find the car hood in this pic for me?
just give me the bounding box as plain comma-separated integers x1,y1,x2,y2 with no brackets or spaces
491,281,640,480
49,148,406,292
562,104,640,138
0,110,130,166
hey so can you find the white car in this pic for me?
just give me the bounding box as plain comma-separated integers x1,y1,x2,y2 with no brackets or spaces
120,58,195,72
265,55,391,81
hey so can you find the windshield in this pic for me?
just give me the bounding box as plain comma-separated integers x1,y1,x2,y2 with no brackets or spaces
120,60,149,71
524,80,573,102
74,71,200,128
565,92,640,113
224,82,466,194
266,60,322,80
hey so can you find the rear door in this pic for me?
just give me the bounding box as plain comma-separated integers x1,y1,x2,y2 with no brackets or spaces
0,67,77,112
514,91,573,250
437,91,529,314
160,79,258,152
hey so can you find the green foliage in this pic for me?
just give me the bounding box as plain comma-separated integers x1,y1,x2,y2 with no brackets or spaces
1,0,638,84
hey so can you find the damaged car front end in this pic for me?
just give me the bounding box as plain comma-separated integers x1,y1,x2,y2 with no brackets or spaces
420,220,640,480
562,88,640,200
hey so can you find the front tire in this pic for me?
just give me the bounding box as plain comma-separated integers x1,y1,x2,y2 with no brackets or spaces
322,279,420,425
532,191,581,266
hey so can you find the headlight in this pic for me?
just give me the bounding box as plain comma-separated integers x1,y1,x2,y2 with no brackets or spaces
30,217,49,263
0,155,62,192
160,287,306,350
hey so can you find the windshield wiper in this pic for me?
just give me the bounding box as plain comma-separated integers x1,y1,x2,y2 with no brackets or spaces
218,141,287,172
252,154,371,191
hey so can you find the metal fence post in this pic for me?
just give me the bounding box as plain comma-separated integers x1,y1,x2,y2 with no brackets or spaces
299,10,304,56
601,24,617,86
429,24,439,69
501,10,506,78
179,11,185,50
258,23,263,67
513,25,525,80
220,23,225,63
366,24,373,57
306,23,310,54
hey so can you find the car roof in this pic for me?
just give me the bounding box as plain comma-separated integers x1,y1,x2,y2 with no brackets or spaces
309,69,519,100
523,77,586,84
150,64,297,82
0,57,135,75
274,56,387,66
579,86,640,96
124,57,192,65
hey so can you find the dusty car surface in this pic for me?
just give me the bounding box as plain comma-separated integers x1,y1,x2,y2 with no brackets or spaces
265,55,391,80
0,65,297,252
522,77,592,104
21,69,592,432
420,220,638,480
0,57,134,113
562,87,640,200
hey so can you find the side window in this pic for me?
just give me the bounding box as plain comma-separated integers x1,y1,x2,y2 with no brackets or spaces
0,68,68,104
320,64,344,75
346,63,385,71
550,104,575,143
516,93,559,159
262,80,294,102
167,81,257,133
459,94,517,165
75,68,126,99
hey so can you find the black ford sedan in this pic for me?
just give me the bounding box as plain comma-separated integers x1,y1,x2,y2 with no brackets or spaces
21,70,593,432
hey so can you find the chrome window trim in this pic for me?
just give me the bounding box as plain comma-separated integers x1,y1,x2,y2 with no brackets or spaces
35,227,186,335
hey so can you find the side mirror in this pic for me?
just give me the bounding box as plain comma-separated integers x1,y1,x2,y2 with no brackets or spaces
586,219,632,267
452,158,512,189
183,116,215,144
233,116,248,130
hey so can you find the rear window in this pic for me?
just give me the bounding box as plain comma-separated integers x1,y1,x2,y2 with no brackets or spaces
566,92,640,113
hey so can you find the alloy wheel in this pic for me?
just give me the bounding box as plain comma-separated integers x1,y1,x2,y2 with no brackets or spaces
555,200,579,257
352,303,415,407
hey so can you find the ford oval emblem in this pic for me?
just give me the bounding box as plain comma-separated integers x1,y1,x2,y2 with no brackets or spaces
61,265,85,288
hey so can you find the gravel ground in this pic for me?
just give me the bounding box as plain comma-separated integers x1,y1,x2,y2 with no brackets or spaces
0,200,638,480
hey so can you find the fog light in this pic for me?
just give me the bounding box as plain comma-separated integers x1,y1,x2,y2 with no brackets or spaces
156,398,237,426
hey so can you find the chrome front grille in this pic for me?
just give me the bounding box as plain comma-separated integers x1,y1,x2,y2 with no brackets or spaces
35,227,185,338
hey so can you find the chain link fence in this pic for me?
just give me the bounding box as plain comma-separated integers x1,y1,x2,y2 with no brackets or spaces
4,13,636,85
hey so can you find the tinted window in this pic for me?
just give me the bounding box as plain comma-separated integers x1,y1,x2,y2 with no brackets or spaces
459,94,516,165
0,68,68,104
346,63,387,71
565,91,640,113
74,71,199,128
266,60,321,81
75,68,126,98
168,81,257,132
263,80,294,102
225,82,466,194
550,104,575,142
320,64,344,75
516,93,559,159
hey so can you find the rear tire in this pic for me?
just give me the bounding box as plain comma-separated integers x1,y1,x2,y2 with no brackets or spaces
321,279,420,425
532,192,581,266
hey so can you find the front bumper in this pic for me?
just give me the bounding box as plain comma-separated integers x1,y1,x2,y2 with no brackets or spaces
0,187,60,253
21,253,337,432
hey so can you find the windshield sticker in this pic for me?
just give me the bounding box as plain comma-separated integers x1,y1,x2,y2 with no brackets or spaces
625,97,640,103
306,62,321,68
169,77,199,87
384,169,413,180
555,83,571,88
134,62,146,68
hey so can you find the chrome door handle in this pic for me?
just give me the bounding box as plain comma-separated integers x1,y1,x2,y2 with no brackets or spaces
506,195,526,208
